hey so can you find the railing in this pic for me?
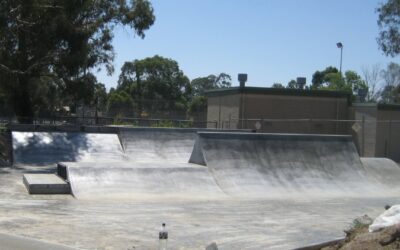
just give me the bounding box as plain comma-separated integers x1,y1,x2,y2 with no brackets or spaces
221,117,400,161
0,115,218,129
3,114,400,161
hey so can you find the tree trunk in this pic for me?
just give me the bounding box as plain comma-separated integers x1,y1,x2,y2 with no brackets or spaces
14,76,34,124
135,71,143,118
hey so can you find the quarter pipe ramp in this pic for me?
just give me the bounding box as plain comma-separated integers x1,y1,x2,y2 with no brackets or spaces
61,162,224,199
190,132,400,198
119,128,199,163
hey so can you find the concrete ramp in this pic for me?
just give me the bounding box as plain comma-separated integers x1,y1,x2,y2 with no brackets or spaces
61,162,224,200
12,132,125,165
190,132,400,198
119,128,198,163
361,157,400,188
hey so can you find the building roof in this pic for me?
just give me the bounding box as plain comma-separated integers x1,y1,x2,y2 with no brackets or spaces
205,86,352,99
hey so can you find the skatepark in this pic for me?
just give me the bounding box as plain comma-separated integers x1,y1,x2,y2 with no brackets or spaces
1,126,400,249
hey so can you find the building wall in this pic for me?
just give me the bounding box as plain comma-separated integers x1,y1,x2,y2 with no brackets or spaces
207,94,240,129
207,90,400,162
240,93,349,134
349,105,378,157
376,109,400,162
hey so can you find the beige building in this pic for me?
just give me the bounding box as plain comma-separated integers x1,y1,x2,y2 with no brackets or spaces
206,87,350,133
351,103,400,162
206,86,400,162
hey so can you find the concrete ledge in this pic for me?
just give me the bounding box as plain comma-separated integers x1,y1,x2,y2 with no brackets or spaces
23,174,71,194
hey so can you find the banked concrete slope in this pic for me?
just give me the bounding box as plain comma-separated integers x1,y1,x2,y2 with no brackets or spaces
119,128,200,163
12,132,125,165
190,132,400,198
62,162,224,200
59,128,229,200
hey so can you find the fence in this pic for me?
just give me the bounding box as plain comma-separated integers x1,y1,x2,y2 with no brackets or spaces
1,114,399,161
221,117,400,161
0,115,218,129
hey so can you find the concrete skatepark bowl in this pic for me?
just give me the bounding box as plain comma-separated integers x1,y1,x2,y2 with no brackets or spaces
1,127,400,249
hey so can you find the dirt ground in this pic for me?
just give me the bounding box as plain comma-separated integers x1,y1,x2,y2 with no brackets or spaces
322,218,400,250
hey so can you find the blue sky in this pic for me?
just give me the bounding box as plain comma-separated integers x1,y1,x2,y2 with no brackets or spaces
97,0,397,90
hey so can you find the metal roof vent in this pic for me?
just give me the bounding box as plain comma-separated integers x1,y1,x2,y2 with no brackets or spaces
296,77,306,89
238,73,248,88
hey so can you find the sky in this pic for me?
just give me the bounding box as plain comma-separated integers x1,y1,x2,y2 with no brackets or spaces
97,0,398,90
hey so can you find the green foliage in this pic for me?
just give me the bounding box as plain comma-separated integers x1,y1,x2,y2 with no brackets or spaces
286,79,297,89
63,73,98,107
320,72,349,91
0,0,155,122
312,67,366,91
93,83,108,112
150,119,193,128
271,83,285,88
151,120,175,128
107,90,135,117
117,55,191,117
311,66,339,88
188,96,207,116
346,71,368,94
190,73,231,96
377,0,400,57
379,62,400,103
112,114,138,126
311,67,370,102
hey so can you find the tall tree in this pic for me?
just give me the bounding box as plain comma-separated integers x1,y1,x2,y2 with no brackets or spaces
345,71,367,93
271,83,285,88
286,79,297,89
190,73,231,97
311,67,368,100
362,64,381,102
311,66,339,89
117,55,191,117
0,0,155,122
107,89,135,117
379,62,400,103
377,0,400,57
188,96,207,120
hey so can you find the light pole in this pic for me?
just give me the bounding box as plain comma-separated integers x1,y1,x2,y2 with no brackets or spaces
336,42,343,74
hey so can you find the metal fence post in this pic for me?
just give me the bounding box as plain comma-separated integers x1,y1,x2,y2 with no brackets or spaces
361,115,365,157
388,118,392,158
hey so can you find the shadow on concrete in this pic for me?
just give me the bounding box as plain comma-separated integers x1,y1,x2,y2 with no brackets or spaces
13,133,89,166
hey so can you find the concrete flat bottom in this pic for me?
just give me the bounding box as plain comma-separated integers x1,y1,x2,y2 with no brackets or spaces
23,174,70,194
1,167,399,249
0,233,77,250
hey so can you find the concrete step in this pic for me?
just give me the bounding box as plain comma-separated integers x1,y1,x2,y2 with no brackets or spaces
23,174,71,194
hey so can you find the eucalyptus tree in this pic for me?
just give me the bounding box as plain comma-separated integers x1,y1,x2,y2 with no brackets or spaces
0,0,155,122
